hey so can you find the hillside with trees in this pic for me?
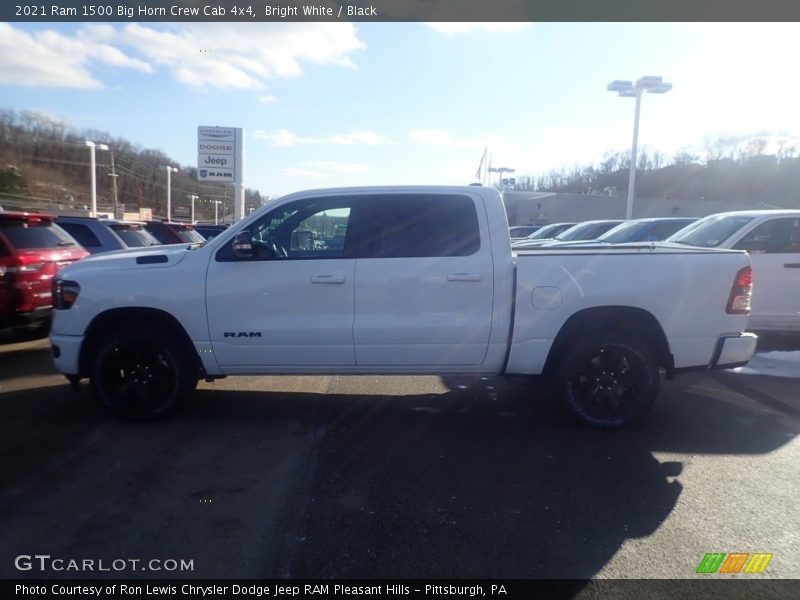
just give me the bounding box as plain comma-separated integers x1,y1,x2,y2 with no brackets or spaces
511,136,800,208
3,110,799,214
0,109,266,221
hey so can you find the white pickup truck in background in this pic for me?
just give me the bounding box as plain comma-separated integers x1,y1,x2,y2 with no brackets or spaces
666,209,800,333
49,186,757,428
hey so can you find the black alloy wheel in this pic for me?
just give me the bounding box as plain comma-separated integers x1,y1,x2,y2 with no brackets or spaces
92,327,196,419
556,335,659,428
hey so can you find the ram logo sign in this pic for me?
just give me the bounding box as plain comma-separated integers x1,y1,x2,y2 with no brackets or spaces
223,332,262,338
696,552,773,574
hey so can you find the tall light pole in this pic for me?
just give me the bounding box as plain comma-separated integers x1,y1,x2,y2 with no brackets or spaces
214,200,221,225
160,166,179,221
489,166,516,189
107,150,119,218
187,194,198,223
608,76,672,220
84,140,108,217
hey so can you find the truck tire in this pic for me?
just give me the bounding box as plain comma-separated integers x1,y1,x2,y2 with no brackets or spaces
554,334,659,428
91,326,197,419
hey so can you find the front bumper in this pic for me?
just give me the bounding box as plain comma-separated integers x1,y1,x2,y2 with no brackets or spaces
49,333,84,375
710,332,758,370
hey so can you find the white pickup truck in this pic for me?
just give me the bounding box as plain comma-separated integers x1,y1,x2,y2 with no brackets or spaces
50,186,757,428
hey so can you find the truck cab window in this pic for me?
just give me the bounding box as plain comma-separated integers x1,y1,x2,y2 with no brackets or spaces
359,194,480,258
216,197,354,261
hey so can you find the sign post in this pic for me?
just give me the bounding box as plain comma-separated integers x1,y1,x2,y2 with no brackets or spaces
197,126,245,222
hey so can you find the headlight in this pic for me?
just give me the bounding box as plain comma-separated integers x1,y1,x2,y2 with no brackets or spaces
53,279,80,310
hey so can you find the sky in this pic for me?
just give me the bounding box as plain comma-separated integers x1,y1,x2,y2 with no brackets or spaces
1,21,800,198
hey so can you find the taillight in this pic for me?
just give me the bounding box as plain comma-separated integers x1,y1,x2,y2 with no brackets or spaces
53,279,80,310
2,254,45,273
727,266,753,315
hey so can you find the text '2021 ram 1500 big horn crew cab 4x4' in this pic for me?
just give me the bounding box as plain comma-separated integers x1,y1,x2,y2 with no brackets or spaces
49,186,757,428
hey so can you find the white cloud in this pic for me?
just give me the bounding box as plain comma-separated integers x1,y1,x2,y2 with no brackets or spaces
253,128,393,147
0,22,364,91
425,23,531,36
115,22,364,90
666,24,800,141
0,23,151,89
258,95,278,104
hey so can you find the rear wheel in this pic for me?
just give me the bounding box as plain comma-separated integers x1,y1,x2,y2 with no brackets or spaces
554,334,659,428
91,326,197,419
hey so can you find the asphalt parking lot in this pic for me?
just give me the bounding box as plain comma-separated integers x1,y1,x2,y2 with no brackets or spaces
0,332,798,581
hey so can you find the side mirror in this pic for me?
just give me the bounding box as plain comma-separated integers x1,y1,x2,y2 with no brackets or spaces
232,230,253,259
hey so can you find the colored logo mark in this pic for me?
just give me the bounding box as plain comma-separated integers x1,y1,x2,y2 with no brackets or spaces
696,552,773,574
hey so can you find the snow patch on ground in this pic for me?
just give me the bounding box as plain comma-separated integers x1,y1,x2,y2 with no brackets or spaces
730,351,800,378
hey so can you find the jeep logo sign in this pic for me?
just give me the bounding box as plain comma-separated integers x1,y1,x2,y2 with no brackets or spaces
200,154,229,166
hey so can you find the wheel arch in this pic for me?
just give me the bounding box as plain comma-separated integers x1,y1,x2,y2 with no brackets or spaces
543,306,674,379
79,307,201,378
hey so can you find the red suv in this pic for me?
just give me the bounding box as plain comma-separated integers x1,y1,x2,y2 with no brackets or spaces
0,212,89,334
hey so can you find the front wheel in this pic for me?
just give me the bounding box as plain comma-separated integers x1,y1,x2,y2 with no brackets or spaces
554,335,660,428
91,327,197,419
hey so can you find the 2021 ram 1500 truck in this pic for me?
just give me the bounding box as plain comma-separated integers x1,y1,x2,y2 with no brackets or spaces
49,186,757,428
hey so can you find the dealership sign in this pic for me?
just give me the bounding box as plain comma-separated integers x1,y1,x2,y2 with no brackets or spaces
197,126,243,183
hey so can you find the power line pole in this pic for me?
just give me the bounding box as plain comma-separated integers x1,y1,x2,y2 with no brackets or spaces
108,151,119,218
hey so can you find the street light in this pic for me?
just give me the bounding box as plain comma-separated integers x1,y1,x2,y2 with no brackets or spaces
214,200,222,225
84,140,109,217
488,166,515,188
160,165,179,221
187,194,198,223
608,76,672,220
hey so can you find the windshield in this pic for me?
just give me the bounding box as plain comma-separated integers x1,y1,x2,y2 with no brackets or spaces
556,221,621,241
110,224,161,248
176,228,206,243
527,223,573,240
598,221,647,243
510,226,538,237
0,220,78,249
667,215,755,247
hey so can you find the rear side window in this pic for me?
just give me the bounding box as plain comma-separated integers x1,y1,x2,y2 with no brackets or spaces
58,222,101,248
359,194,480,258
732,218,800,253
0,220,79,249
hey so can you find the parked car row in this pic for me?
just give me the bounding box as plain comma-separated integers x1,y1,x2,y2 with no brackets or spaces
1,212,217,336
509,217,696,249
509,210,800,333
666,210,800,333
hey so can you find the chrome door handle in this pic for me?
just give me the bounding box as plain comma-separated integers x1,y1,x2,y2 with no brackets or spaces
446,273,482,282
310,275,345,284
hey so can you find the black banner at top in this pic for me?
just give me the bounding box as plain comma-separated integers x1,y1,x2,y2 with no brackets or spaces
3,0,800,22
